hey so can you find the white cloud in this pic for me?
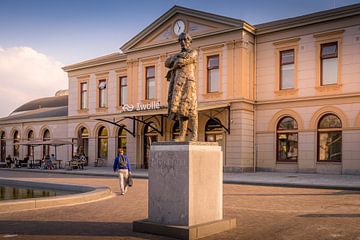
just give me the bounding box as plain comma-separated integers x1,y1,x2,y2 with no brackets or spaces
0,47,67,117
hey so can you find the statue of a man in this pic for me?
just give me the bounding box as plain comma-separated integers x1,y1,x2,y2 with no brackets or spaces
165,32,198,141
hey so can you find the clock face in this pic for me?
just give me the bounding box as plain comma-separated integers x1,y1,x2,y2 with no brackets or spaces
173,20,185,36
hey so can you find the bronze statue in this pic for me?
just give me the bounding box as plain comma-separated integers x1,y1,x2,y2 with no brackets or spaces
165,32,198,141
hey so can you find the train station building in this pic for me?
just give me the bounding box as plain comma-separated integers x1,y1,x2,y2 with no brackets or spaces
1,4,359,174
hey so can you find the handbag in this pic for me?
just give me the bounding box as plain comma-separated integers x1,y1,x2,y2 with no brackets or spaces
128,174,133,187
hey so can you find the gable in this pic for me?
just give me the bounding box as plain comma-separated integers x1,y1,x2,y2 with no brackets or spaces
121,6,253,53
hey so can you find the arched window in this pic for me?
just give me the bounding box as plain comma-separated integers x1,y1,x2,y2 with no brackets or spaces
117,128,127,154
0,132,5,162
13,130,20,158
172,121,180,140
27,130,34,158
205,118,223,142
77,127,89,160
76,127,89,165
277,117,298,162
318,114,342,162
42,129,50,158
97,126,108,159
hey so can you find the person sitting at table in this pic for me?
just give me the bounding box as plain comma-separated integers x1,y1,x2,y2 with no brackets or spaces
43,155,53,170
5,155,12,168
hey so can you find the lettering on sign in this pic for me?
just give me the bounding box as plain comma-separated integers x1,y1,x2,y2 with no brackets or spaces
121,101,161,112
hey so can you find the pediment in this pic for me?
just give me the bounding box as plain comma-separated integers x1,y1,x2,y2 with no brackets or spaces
121,6,251,53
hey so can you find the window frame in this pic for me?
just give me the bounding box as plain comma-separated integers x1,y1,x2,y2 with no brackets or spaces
98,79,107,108
13,130,20,158
27,130,34,157
80,82,88,110
276,117,298,162
97,126,108,159
117,128,127,155
314,30,343,91
42,129,50,159
320,42,338,86
207,55,220,93
273,38,299,96
279,49,295,90
145,66,155,100
317,114,342,162
119,76,128,106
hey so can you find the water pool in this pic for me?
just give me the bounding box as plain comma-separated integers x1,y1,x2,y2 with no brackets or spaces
0,185,77,201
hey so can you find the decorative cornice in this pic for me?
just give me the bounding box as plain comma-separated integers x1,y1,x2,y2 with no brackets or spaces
273,37,301,46
255,3,360,35
62,52,127,72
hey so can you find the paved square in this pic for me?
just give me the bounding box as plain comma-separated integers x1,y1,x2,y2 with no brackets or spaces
0,171,359,240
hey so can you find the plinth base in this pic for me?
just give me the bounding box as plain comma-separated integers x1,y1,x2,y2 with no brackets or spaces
133,218,236,240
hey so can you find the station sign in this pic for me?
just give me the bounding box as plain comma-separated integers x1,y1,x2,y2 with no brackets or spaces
121,101,161,112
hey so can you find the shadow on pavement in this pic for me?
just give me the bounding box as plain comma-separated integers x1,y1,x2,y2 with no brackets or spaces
299,214,360,218
224,190,360,197
0,220,171,239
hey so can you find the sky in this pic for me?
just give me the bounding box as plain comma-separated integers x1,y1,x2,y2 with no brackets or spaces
0,0,359,117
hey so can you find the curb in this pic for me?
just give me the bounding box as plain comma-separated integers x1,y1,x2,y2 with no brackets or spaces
223,180,360,191
2,168,360,191
0,178,112,213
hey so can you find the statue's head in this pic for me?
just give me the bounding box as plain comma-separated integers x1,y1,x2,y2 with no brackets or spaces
178,32,192,50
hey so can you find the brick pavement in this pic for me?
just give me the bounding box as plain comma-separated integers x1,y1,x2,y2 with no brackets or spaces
0,170,360,240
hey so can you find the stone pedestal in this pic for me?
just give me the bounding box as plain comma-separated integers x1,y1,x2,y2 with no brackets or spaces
133,142,236,239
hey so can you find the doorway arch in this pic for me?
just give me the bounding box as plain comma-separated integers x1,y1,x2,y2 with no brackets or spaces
143,122,158,169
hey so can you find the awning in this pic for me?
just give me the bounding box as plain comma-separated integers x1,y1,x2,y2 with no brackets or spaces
19,139,73,146
93,102,231,136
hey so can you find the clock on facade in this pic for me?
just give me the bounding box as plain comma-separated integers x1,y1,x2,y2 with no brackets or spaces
173,20,185,36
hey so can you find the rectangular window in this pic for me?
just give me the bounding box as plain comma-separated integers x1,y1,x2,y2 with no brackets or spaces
98,80,107,108
207,55,219,93
280,50,294,89
146,66,155,99
318,131,342,161
119,76,127,106
277,133,298,161
321,42,338,85
80,82,87,109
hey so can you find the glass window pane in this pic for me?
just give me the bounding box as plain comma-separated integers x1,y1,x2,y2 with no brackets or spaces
146,67,155,78
319,114,342,129
121,77,127,86
205,118,222,131
147,78,155,99
81,92,87,109
99,89,107,107
322,58,338,85
98,80,106,89
208,56,219,68
81,83,87,91
318,132,342,161
98,139,108,158
121,86,127,105
81,128,89,138
280,64,294,89
281,50,294,65
209,69,219,92
277,133,298,161
99,127,108,137
321,43,337,58
278,117,298,130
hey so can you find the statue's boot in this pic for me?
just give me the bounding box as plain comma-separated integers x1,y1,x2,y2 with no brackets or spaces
176,119,188,142
189,115,198,142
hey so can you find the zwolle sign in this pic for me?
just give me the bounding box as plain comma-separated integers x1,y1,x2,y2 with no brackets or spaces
121,101,161,112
